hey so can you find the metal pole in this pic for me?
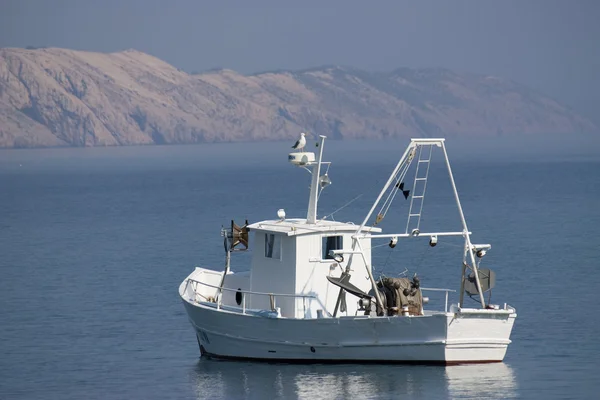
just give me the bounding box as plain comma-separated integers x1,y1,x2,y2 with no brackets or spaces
466,244,485,307
441,142,485,308
459,260,467,307
217,249,231,301
332,287,344,317
445,291,449,313
303,297,306,319
355,239,385,314
307,135,327,224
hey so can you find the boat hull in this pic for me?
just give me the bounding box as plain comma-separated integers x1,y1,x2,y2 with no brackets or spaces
181,298,516,364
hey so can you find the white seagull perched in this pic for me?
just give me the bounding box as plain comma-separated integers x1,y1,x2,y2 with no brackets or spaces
292,132,306,152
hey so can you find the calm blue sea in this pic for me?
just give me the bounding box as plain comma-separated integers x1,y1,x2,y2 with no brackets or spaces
1,137,599,399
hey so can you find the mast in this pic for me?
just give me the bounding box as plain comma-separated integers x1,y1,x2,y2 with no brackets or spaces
440,141,486,308
352,140,418,313
352,138,487,309
306,135,326,224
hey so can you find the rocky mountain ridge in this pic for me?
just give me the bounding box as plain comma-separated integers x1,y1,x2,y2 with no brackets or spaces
0,47,596,148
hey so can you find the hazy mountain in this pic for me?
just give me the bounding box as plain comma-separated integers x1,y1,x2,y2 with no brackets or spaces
0,47,596,148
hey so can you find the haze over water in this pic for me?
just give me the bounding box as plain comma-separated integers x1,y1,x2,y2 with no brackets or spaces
1,136,599,399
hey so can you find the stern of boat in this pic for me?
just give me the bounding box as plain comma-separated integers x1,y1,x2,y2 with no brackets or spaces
444,304,517,363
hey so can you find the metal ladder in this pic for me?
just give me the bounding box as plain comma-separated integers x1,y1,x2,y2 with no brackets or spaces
405,144,434,234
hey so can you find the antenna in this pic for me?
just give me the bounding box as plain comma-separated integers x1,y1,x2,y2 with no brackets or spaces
307,135,327,224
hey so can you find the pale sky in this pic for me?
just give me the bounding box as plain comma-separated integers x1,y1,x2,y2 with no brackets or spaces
1,0,599,124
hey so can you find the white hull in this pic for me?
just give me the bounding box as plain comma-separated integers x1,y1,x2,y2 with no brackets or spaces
181,297,516,364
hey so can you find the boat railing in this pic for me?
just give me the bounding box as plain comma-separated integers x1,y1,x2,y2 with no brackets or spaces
421,287,456,313
185,278,326,318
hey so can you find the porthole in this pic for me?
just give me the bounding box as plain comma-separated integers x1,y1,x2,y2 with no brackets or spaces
235,289,243,305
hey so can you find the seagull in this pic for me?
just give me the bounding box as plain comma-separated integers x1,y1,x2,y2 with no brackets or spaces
292,132,306,152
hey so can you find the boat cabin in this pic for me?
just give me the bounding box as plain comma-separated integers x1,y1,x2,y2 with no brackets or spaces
244,218,381,318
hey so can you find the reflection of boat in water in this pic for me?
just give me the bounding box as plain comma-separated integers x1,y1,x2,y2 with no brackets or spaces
190,359,517,399
180,136,517,363
445,363,517,399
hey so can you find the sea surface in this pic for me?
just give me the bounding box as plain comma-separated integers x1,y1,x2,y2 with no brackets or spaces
1,137,599,399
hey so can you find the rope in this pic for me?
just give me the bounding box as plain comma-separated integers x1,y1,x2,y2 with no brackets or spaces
382,247,394,274
321,192,364,221
321,163,392,221
377,162,408,219
323,147,416,225
374,155,414,226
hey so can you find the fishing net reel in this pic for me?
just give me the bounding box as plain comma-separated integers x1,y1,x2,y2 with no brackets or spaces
358,274,424,317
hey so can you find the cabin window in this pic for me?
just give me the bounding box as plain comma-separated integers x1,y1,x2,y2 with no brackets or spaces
322,235,343,260
264,233,281,259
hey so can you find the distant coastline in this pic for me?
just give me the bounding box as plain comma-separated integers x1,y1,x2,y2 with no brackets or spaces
0,47,597,149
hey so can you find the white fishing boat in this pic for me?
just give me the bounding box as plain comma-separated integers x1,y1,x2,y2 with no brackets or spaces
179,136,517,364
